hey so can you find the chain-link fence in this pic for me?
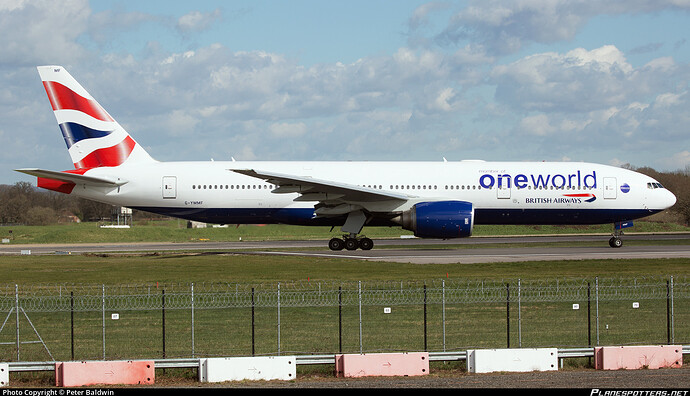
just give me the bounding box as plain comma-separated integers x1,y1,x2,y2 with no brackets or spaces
0,277,687,362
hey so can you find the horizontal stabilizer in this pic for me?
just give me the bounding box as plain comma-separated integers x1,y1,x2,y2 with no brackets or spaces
15,168,127,187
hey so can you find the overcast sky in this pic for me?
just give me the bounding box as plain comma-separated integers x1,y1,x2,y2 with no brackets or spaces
2,0,689,184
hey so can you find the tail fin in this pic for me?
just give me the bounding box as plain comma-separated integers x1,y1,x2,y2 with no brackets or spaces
37,65,155,169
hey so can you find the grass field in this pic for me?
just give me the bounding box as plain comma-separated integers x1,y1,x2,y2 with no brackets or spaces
2,253,690,284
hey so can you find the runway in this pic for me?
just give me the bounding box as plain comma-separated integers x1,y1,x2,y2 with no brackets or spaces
1,233,689,264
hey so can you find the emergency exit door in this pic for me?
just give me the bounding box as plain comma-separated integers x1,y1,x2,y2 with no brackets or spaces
603,177,617,199
162,176,177,199
497,183,511,199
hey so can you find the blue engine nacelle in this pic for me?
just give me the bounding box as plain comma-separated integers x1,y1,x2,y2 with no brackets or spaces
397,201,474,239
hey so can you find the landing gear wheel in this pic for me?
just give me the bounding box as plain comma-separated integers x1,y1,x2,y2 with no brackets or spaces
359,237,374,250
329,238,345,251
328,233,375,251
345,238,359,251
609,237,623,248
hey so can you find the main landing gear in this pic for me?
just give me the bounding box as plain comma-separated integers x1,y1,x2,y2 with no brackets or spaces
328,210,373,251
329,235,374,251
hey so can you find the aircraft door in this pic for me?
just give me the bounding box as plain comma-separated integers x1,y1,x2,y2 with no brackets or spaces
603,177,617,199
162,176,177,199
497,179,511,199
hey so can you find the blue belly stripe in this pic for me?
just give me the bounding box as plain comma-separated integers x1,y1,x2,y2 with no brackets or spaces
130,207,660,227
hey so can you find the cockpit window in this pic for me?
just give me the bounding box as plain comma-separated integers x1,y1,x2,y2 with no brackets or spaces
647,182,665,189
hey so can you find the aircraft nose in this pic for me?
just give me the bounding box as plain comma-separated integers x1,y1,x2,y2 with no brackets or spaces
666,189,677,208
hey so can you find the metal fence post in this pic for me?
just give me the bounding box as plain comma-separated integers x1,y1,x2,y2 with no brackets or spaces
358,281,362,353
587,282,592,367
442,280,446,352
191,283,195,358
277,283,281,356
102,285,105,360
70,291,75,361
338,286,342,354
671,276,676,344
667,279,671,345
518,279,522,348
251,287,255,356
506,283,510,348
423,284,427,352
594,277,599,346
15,284,19,361
162,289,166,359
587,282,591,348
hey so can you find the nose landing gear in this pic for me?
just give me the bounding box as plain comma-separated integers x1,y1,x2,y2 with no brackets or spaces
608,236,623,248
609,221,632,248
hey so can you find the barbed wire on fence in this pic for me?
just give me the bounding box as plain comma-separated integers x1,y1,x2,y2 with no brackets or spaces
0,276,686,312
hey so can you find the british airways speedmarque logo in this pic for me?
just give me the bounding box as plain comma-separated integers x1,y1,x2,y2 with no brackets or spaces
563,193,597,203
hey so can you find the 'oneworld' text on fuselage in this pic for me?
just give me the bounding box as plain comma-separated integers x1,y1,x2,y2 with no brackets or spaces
479,170,597,190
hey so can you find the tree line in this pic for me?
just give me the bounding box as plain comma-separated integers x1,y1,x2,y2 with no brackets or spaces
0,165,688,226
0,182,119,225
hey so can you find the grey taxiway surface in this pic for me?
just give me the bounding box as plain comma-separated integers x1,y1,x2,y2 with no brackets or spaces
1,234,689,264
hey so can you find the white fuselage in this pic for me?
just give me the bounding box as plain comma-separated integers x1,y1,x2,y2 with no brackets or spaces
73,160,676,227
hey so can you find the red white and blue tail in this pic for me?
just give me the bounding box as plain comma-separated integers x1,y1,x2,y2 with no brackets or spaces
37,65,155,169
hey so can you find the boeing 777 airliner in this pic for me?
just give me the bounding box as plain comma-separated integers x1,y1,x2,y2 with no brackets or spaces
17,66,677,250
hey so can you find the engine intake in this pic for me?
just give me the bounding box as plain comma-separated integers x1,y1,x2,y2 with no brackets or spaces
396,201,474,239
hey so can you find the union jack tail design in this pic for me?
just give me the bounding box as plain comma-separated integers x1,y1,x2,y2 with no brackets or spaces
37,66,155,169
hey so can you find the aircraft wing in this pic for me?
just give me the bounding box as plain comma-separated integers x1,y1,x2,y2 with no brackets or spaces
15,168,127,187
231,168,410,204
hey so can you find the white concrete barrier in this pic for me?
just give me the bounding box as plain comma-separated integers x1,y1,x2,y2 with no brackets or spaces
0,363,8,387
199,356,296,382
468,348,558,373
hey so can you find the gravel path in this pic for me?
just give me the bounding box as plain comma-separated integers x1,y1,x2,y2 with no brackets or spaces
154,367,690,389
